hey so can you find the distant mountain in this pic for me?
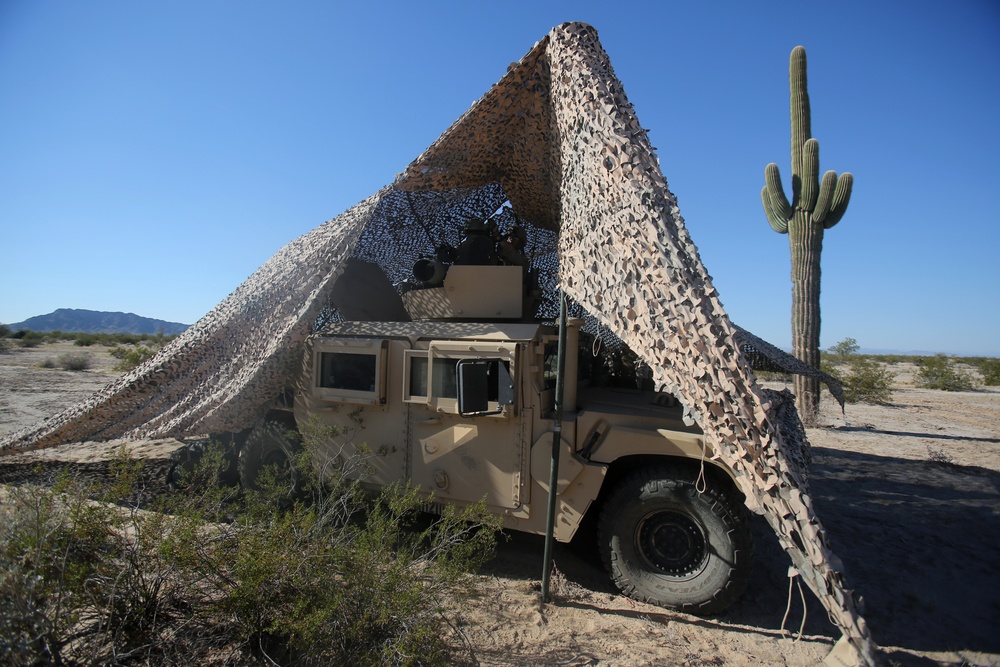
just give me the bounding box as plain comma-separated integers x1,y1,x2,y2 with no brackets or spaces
5,309,189,335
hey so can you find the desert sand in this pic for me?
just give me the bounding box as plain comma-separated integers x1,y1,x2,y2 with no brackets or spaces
1,342,998,666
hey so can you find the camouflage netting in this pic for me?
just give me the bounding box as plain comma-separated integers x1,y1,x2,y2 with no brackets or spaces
0,23,874,665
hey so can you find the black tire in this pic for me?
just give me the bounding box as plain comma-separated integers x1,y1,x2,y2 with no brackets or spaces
598,463,752,615
238,422,302,495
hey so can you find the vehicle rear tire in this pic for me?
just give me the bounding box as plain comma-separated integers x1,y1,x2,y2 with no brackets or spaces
238,421,302,495
598,462,752,615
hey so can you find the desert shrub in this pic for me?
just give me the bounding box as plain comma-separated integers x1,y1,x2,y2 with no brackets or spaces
18,331,44,348
0,440,500,666
841,356,894,404
38,357,57,368
819,359,840,377
0,558,58,666
46,331,73,343
916,354,977,391
73,333,99,346
57,352,92,371
210,426,500,666
0,337,10,354
0,324,11,337
109,344,157,372
976,359,1000,386
117,333,148,346
93,333,140,346
926,447,956,465
0,471,115,665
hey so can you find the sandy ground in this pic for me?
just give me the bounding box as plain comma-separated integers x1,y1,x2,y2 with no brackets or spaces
1,343,998,666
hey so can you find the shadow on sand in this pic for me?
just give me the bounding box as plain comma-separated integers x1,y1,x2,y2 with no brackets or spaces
483,445,1000,661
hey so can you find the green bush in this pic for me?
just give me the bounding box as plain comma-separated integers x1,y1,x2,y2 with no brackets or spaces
0,471,114,665
109,345,157,372
0,441,500,666
73,333,99,346
916,354,977,391
841,356,895,404
976,359,1000,386
56,353,92,371
18,331,44,348
99,333,145,346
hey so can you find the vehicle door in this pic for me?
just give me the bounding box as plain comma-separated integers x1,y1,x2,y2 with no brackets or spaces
404,340,526,510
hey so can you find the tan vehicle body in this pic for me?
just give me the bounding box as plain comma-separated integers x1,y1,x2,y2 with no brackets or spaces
291,266,719,544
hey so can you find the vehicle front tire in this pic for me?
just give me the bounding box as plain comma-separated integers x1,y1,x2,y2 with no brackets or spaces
238,421,302,496
598,462,752,615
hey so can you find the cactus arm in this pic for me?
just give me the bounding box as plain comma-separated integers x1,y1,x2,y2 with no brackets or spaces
823,172,853,229
763,162,792,233
812,170,838,225
764,163,792,216
801,139,820,212
762,186,790,233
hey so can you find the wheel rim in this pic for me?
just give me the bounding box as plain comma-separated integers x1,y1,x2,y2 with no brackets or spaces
635,509,708,579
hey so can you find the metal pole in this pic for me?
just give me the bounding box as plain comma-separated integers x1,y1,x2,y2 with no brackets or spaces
541,291,568,603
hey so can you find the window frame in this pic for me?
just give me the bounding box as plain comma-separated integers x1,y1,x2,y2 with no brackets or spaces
405,341,518,415
311,338,388,406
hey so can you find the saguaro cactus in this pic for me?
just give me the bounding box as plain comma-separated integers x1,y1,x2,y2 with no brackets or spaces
762,45,853,424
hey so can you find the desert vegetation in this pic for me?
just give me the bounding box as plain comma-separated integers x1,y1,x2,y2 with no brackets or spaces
0,434,501,666
816,337,997,407
913,353,979,391
0,328,179,373
107,345,160,372
821,338,895,405
0,326,177,350
37,352,94,372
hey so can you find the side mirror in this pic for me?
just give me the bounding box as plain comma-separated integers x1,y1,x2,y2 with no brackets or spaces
457,359,513,417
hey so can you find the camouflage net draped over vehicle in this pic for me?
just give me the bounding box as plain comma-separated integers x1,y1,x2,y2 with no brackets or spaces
0,22,874,664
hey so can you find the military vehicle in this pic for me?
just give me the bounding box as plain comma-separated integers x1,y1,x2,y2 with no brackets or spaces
235,229,753,615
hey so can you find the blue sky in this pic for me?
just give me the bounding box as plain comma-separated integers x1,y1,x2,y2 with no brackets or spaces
1,1,998,356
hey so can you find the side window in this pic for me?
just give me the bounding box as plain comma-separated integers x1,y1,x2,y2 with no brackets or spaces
312,339,386,405
407,354,429,399
431,358,460,398
405,354,460,401
319,352,377,392
409,342,517,414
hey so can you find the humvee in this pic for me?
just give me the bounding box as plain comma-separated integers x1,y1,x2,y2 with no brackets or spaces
235,250,753,615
